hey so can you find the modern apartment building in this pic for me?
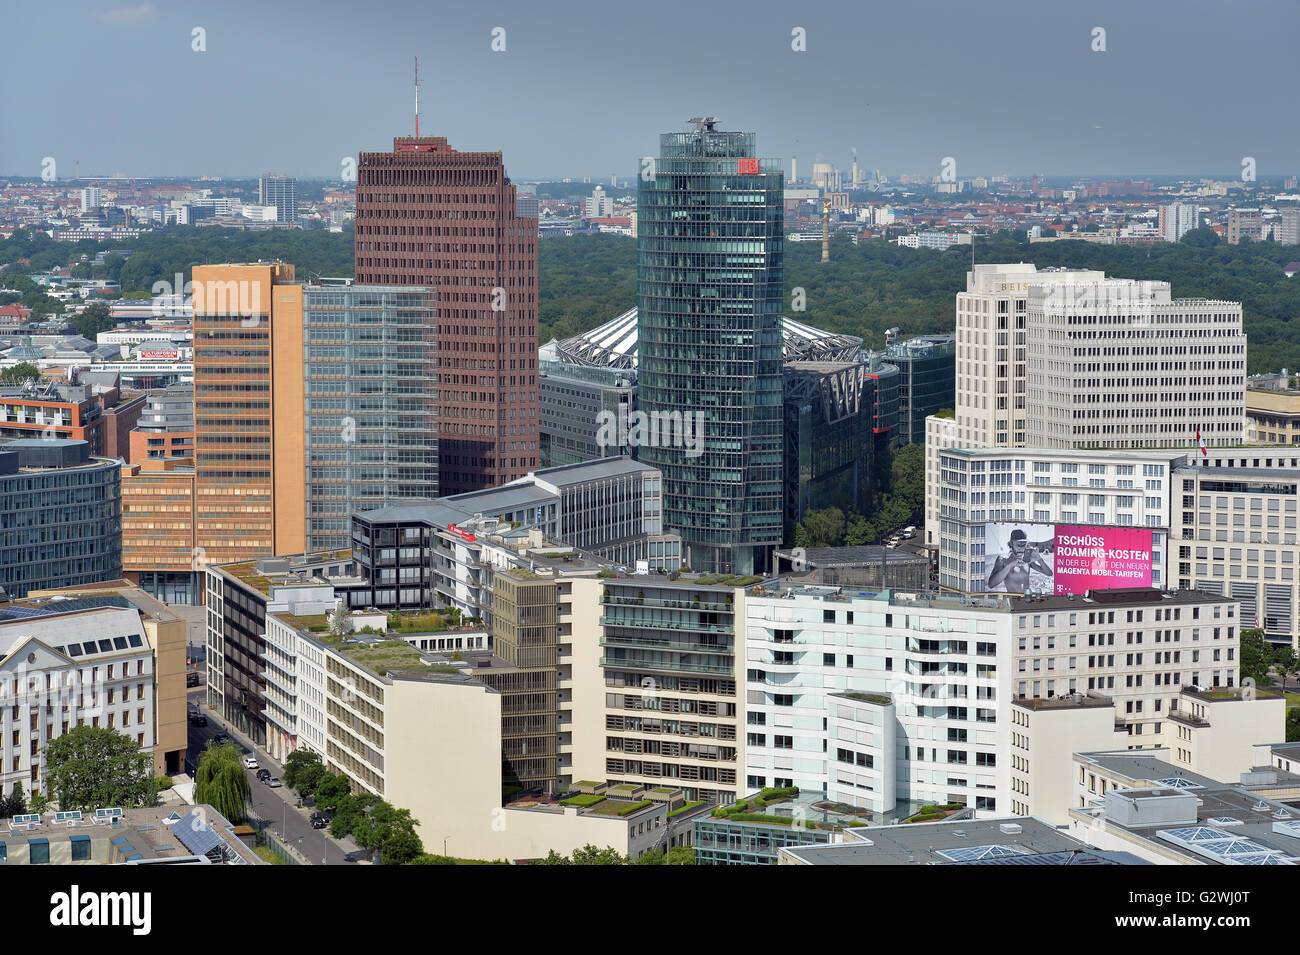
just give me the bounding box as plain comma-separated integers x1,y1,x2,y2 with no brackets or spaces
572,573,748,805
636,119,785,576
347,456,682,619
258,176,298,223
741,582,1258,821
1158,202,1199,243
0,439,121,599
301,280,438,552
354,135,539,495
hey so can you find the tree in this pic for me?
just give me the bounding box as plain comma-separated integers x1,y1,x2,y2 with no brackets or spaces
45,726,156,811
0,362,40,385
194,742,250,824
350,801,423,864
1287,707,1300,744
535,843,629,865
1239,629,1274,686
635,846,695,865
282,748,323,791
313,772,352,812
72,301,114,340
0,783,26,818
29,791,49,815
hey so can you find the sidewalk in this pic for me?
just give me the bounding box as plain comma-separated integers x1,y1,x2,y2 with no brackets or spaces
208,711,364,861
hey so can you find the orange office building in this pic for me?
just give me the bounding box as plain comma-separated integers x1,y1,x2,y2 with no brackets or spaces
192,263,307,566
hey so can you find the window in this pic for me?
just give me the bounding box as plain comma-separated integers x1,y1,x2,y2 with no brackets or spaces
70,835,91,862
29,838,50,865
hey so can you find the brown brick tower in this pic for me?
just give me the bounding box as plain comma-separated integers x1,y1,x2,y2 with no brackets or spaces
355,136,539,495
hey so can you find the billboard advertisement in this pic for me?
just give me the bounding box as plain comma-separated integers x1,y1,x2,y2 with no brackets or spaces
983,523,1153,596
1052,525,1153,594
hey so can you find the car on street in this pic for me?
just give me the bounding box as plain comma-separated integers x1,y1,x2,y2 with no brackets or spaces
186,672,201,688
242,755,259,770
188,713,208,726
256,768,271,781
267,776,282,788
214,733,231,744
311,812,333,829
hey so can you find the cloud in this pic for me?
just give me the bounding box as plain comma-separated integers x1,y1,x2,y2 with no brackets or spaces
97,4,156,23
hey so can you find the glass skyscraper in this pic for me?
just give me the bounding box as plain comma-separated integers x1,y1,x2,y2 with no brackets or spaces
303,281,438,552
637,120,784,575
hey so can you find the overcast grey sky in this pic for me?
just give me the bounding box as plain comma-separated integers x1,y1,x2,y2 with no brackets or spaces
4,0,1297,180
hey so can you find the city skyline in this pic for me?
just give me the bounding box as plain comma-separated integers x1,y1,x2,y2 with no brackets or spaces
6,0,1298,181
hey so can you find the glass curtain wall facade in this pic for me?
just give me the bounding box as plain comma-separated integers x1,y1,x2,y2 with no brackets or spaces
637,123,784,575
303,284,438,552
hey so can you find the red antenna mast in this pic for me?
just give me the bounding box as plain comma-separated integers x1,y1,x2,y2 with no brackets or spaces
414,56,420,137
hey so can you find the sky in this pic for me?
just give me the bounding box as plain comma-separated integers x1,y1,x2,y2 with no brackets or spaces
3,0,1298,182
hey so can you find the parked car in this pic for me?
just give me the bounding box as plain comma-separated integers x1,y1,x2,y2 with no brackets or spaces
255,768,271,782
267,776,282,788
311,812,333,829
242,755,259,770
213,733,230,745
188,713,208,726
186,672,201,688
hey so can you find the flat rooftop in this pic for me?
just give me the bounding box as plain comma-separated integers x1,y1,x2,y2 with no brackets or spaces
1010,587,1233,612
1077,750,1223,790
780,817,1101,866
1014,692,1114,712
774,546,928,567
0,805,260,865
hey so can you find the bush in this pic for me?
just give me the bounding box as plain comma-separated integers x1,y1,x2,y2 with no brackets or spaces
560,793,606,808
155,776,174,792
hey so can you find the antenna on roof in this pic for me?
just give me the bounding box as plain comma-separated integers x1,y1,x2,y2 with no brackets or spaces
414,56,420,138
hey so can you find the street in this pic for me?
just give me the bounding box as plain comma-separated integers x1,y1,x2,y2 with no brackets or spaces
187,687,361,864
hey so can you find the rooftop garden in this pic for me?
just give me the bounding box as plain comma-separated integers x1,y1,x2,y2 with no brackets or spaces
338,638,427,675
560,793,606,808
691,574,764,588
902,803,966,824
842,692,892,706
587,799,652,817
387,609,454,633
667,800,706,819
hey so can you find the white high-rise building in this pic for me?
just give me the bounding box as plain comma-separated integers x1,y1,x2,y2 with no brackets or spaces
1025,278,1245,450
742,584,1259,820
585,185,613,219
1158,202,1198,242
924,264,1247,544
80,186,101,213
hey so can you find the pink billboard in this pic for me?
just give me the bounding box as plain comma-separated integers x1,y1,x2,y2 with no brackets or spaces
1052,525,1152,595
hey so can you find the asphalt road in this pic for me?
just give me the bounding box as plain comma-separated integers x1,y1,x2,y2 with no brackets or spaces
187,688,360,865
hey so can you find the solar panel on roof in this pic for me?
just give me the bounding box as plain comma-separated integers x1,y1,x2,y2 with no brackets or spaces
174,812,222,857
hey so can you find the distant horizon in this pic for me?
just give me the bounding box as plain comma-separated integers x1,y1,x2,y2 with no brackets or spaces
4,0,1296,180
3,171,1294,187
